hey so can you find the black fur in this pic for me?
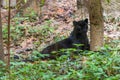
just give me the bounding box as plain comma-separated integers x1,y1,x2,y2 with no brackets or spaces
41,19,90,58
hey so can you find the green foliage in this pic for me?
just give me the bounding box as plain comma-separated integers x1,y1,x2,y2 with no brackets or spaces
40,0,45,7
31,50,49,61
24,8,38,22
0,61,8,79
1,40,120,80
2,17,29,42
54,35,66,42
106,0,111,3
24,0,27,3
2,24,26,44
40,21,54,37
3,18,54,46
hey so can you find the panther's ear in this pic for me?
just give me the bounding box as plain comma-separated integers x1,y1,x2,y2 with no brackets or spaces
84,18,88,24
73,21,77,26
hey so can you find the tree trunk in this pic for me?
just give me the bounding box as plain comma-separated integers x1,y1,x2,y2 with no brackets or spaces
76,0,89,19
0,0,4,61
88,0,104,51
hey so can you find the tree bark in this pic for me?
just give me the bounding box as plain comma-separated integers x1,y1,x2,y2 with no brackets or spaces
88,0,104,51
0,0,4,61
77,0,89,19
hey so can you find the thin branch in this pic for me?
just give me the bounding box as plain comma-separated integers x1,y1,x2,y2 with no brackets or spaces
7,0,11,68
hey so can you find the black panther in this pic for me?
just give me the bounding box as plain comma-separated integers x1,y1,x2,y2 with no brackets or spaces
41,19,90,58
